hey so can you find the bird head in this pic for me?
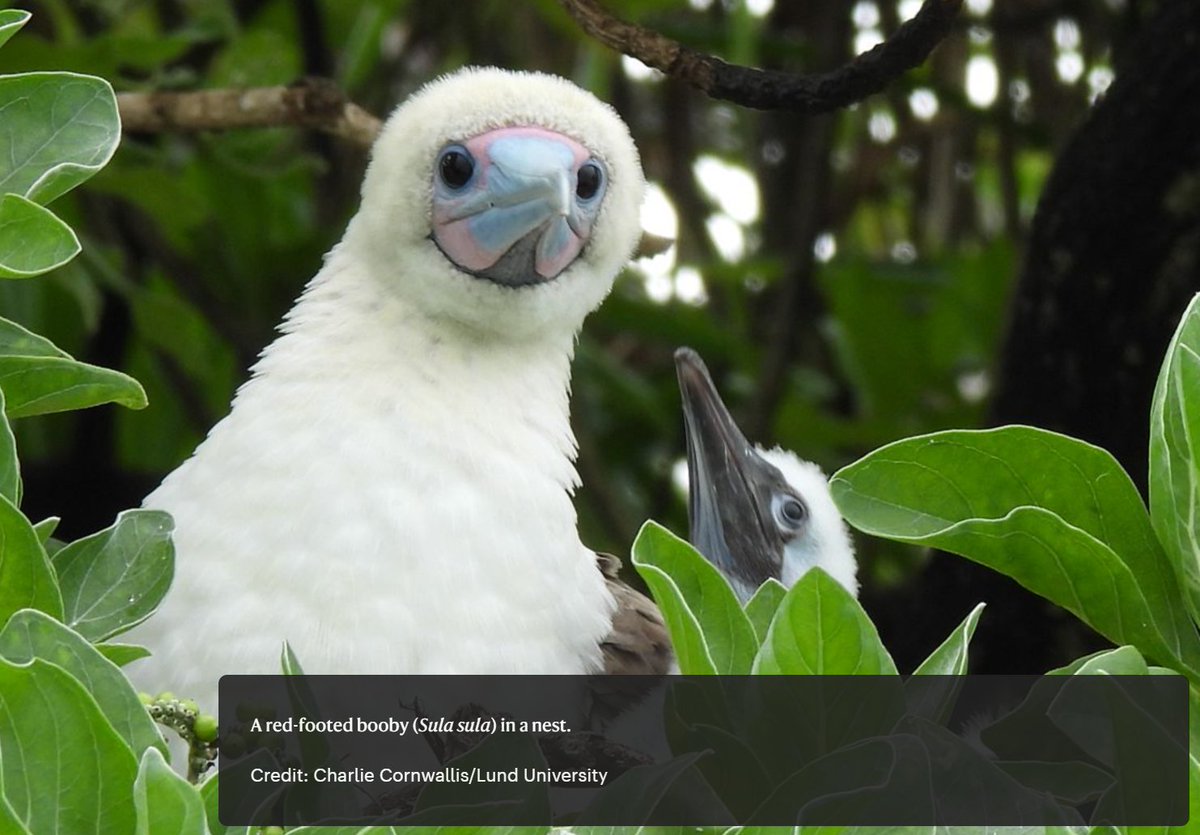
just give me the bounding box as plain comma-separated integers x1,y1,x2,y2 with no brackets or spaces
345,67,645,342
675,347,858,602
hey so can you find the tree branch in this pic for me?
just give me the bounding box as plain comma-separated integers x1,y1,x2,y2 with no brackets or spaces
558,0,962,112
117,77,383,147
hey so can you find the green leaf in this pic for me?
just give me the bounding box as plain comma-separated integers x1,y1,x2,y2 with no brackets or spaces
905,603,985,725
0,71,120,205
631,521,757,674
1149,293,1200,625
134,747,209,835
831,427,1200,680
0,316,70,358
0,194,80,278
0,493,63,624
198,775,222,835
913,602,985,675
751,568,898,675
96,642,152,667
0,316,147,417
0,657,138,833
0,10,31,50
52,509,174,642
281,640,306,675
31,515,59,543
1048,645,1150,676
744,577,787,644
0,609,166,758
0,387,18,504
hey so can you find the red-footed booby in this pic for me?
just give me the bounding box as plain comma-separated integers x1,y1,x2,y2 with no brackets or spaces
128,68,665,709
675,348,858,602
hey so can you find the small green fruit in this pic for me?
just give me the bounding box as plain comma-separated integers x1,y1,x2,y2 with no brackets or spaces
194,714,218,742
156,691,175,703
137,692,153,706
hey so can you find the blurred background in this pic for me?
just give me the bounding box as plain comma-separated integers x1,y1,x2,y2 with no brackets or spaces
1,0,1196,672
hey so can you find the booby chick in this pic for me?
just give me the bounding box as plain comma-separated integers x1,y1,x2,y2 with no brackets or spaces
128,68,652,708
675,348,857,602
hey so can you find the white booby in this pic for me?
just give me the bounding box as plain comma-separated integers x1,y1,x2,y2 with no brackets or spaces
128,68,662,709
675,347,858,602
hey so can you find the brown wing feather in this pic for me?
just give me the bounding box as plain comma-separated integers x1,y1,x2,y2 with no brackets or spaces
596,552,673,676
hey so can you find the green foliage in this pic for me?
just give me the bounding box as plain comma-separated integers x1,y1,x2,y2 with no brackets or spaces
1150,294,1200,624
0,608,166,759
0,18,193,834
0,317,146,417
52,509,174,642
828,302,1200,689
133,747,209,835
0,657,139,832
751,568,897,675
632,522,757,674
0,13,119,281
830,425,1200,682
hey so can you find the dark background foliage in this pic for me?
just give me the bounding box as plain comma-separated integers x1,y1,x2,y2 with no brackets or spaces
2,0,1196,673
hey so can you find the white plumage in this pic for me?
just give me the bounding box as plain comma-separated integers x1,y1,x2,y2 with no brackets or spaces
128,68,646,709
756,447,858,596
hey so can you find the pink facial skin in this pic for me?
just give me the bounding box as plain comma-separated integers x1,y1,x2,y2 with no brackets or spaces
431,126,604,284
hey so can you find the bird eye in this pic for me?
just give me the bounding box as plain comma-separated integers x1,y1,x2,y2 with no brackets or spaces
576,161,603,200
438,146,474,189
773,495,808,530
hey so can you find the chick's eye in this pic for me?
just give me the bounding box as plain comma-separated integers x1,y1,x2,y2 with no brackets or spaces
576,162,603,200
438,147,474,189
774,495,808,529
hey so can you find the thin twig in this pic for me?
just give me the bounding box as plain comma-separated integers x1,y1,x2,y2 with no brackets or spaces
117,77,383,147
558,0,963,112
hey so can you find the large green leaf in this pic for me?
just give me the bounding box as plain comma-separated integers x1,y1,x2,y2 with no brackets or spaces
0,609,166,758
133,747,209,835
831,427,1200,680
52,509,174,642
0,492,63,624
0,387,18,504
631,521,757,674
0,657,138,833
0,71,120,205
751,568,898,675
0,193,80,278
1149,293,1200,625
0,317,147,417
0,10,31,50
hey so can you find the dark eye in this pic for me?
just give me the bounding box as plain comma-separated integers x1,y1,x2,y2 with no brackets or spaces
576,162,603,200
438,147,474,189
773,495,807,530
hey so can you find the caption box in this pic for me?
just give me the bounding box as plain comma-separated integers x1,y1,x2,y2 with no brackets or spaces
217,674,1186,827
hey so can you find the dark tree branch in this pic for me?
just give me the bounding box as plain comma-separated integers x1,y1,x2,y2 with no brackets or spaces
557,0,962,112
117,77,383,147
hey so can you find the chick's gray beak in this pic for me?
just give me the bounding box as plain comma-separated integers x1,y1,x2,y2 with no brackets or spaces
674,347,783,601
